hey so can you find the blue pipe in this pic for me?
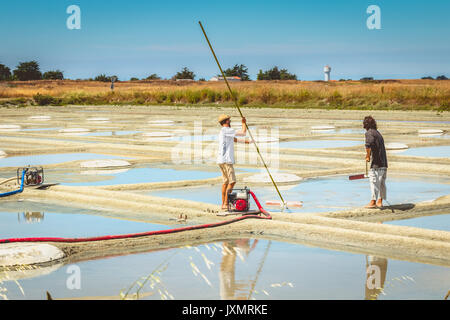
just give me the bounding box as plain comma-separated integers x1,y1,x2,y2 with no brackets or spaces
0,170,26,198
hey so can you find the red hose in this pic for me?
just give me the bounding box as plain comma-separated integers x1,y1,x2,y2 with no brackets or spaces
0,191,271,244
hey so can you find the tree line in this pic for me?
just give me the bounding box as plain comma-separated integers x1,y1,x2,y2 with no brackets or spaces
0,61,64,81
0,61,300,82
1,60,447,82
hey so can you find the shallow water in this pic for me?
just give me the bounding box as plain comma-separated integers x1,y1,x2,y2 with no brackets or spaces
84,130,142,137
62,167,221,186
398,146,450,158
337,129,366,135
0,153,129,168
149,174,450,213
418,134,450,139
21,127,62,132
168,135,218,142
279,140,363,149
1,239,448,300
387,214,450,232
0,201,171,239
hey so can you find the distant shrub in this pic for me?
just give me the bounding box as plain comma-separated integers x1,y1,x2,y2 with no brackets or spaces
238,95,249,105
0,64,11,81
43,70,64,80
94,74,109,82
257,66,297,80
224,64,250,81
146,74,161,80
438,102,449,112
186,90,201,104
259,88,274,104
206,89,216,103
328,90,343,105
13,61,42,81
296,89,312,102
173,67,195,80
94,74,118,82
33,93,61,105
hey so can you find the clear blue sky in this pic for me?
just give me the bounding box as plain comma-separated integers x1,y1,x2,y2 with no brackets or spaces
0,0,449,80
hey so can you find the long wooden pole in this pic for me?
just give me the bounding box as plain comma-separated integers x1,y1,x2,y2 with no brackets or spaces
198,21,286,206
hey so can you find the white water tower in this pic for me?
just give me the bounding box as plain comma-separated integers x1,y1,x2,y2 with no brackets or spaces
324,65,331,81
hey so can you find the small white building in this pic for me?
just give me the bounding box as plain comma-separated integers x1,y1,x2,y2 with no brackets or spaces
209,76,241,82
324,65,331,81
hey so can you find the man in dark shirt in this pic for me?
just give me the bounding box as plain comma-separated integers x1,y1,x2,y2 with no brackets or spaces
364,116,388,208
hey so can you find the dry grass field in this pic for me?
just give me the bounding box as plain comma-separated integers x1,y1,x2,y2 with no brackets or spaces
0,79,449,111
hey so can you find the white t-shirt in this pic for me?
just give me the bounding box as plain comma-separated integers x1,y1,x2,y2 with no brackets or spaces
217,127,236,164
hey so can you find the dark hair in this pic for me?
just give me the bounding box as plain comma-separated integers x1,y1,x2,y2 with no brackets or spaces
220,119,229,126
363,116,377,130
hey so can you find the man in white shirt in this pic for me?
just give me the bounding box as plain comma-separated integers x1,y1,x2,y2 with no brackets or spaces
217,114,250,210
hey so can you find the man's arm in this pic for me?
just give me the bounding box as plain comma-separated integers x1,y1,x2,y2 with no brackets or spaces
365,130,374,162
366,148,371,162
234,137,251,144
235,117,247,137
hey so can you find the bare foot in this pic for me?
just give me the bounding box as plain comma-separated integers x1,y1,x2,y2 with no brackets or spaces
365,200,377,209
376,200,383,207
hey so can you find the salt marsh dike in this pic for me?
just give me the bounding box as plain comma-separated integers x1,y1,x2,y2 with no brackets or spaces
0,105,449,271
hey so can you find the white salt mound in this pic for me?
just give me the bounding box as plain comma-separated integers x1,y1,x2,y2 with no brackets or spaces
311,125,335,130
252,136,279,143
148,120,175,126
29,116,51,121
87,117,110,122
0,243,64,267
0,150,6,157
59,128,90,133
81,168,130,175
385,143,409,150
80,159,131,169
418,129,444,134
143,132,172,137
0,125,21,131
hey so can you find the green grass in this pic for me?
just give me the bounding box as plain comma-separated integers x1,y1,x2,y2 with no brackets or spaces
0,84,448,112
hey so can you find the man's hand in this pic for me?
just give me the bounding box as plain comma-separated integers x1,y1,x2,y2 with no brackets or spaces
239,117,247,135
365,148,371,162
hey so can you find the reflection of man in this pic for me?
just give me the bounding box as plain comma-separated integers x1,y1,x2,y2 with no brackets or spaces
365,255,388,300
219,239,258,300
217,114,250,210
18,212,44,223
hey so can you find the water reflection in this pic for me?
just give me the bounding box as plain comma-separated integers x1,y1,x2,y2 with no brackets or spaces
365,222,388,300
219,239,260,300
17,212,44,224
365,255,388,300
